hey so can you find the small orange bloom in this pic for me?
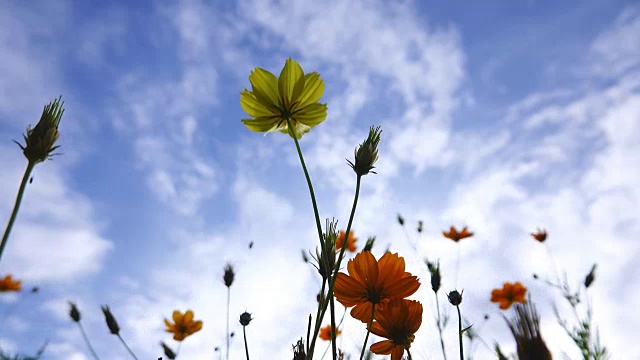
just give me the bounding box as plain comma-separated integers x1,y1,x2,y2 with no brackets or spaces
491,282,527,310
164,310,203,341
369,299,423,360
334,251,420,323
319,324,341,341
0,275,22,292
442,225,474,242
336,230,357,252
531,228,547,242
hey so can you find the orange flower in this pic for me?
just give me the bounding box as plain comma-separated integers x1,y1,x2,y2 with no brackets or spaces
0,274,22,292
319,324,341,341
491,282,527,310
334,251,420,323
369,299,423,360
442,225,474,242
164,310,203,341
336,230,357,252
531,228,547,242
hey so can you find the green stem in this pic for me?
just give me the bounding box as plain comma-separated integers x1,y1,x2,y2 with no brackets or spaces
435,294,448,360
77,322,101,360
329,295,337,360
358,305,375,360
226,287,230,360
456,305,463,360
0,161,35,264
116,334,139,360
243,326,250,360
285,118,325,248
308,176,362,359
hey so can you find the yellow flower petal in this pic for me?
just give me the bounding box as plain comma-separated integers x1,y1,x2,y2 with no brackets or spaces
296,72,325,109
242,116,283,132
240,90,276,118
278,58,304,108
249,68,280,110
293,102,327,126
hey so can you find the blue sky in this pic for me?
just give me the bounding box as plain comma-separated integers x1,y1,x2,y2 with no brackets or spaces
1,0,639,359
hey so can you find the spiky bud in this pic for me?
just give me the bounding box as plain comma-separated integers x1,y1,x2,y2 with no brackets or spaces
426,260,442,293
346,125,381,176
160,342,176,360
68,302,81,322
101,305,120,335
584,264,597,288
15,96,64,165
363,236,376,252
223,263,235,287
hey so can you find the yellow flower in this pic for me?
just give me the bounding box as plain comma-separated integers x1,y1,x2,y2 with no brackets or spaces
164,310,203,341
0,274,22,292
240,58,327,139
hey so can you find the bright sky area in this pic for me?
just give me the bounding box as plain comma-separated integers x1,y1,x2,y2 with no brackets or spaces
1,0,639,359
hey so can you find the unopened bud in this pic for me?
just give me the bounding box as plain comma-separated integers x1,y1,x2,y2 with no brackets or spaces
223,263,235,287
346,125,381,176
447,290,463,306
240,311,253,326
101,305,120,335
68,302,81,322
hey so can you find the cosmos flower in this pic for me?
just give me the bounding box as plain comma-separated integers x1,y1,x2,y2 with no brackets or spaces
240,58,327,139
442,225,474,243
336,230,357,252
319,325,341,341
0,274,22,292
334,251,420,323
369,299,423,360
531,228,547,243
491,282,528,310
164,310,203,341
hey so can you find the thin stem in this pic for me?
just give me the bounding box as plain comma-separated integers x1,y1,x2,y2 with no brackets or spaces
456,305,464,360
435,294,448,360
308,176,362,359
285,118,324,248
242,326,250,360
358,305,375,360
407,348,413,360
0,161,35,264
77,322,101,360
226,287,230,360
329,295,338,360
116,334,139,360
454,246,460,287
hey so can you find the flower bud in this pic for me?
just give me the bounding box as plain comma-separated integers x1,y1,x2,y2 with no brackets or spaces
101,305,120,335
68,302,81,322
15,97,64,165
426,260,442,293
160,342,176,360
239,311,253,326
223,263,235,287
346,125,381,176
447,290,463,306
397,214,405,226
292,339,306,360
584,264,597,288
363,236,376,252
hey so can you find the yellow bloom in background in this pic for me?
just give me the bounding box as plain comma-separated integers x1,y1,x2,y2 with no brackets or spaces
240,58,327,139
164,310,203,341
0,274,22,292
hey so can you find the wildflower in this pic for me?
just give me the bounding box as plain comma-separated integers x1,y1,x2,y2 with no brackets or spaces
160,342,177,360
531,228,547,243
68,302,81,322
336,230,357,252
240,58,327,139
447,290,463,306
442,226,474,242
491,282,527,310
239,311,253,326
164,310,203,341
347,125,382,176
14,96,64,164
584,264,597,288
505,301,552,360
0,274,22,292
425,260,441,293
369,299,423,360
319,325,341,341
363,236,376,252
101,305,120,335
223,263,235,287
334,251,420,323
